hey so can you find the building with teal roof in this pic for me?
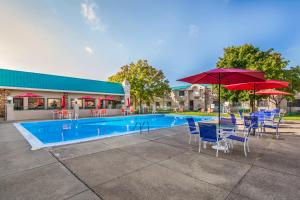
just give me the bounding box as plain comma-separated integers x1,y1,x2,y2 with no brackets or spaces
0,68,127,120
0,68,124,95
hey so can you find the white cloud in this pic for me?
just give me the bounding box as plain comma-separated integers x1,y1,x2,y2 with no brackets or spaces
85,46,94,55
80,0,106,31
118,43,124,48
188,24,200,38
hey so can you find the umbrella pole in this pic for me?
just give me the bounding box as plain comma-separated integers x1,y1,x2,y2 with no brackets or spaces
254,88,256,112
218,73,221,127
252,84,256,112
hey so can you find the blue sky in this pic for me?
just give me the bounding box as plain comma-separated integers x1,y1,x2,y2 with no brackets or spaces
0,0,299,86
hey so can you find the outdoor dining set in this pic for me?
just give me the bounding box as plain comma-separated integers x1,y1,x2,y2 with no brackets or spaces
187,109,283,157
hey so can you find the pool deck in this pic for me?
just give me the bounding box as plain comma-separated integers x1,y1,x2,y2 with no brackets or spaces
0,119,300,200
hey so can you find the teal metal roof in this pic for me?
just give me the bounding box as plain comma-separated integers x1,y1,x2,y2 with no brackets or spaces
171,84,212,90
171,85,191,90
0,68,124,94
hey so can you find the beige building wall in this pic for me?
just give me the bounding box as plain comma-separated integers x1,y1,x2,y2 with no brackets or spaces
152,84,214,111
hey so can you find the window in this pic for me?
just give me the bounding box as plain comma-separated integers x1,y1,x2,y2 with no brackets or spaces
28,98,45,110
47,98,61,109
84,99,95,109
167,102,171,107
156,102,160,107
70,98,83,109
178,91,185,97
179,101,184,106
13,98,23,110
288,99,300,107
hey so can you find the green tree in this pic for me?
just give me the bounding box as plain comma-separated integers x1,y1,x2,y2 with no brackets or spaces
108,59,171,112
216,44,300,108
271,66,300,108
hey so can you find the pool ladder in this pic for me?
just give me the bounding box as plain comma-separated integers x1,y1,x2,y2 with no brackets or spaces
134,121,149,134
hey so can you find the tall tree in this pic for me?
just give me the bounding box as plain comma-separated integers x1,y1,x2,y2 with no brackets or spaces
108,59,171,112
216,44,300,107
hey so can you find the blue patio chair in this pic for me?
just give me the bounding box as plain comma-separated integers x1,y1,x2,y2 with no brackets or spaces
220,117,236,135
263,111,275,128
257,111,265,136
230,113,237,126
198,123,225,157
263,114,283,139
273,108,280,115
227,123,254,157
264,111,272,119
244,115,260,137
186,118,199,144
238,110,243,120
243,116,252,133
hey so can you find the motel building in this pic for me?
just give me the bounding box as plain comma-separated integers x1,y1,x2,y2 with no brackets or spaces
0,68,131,121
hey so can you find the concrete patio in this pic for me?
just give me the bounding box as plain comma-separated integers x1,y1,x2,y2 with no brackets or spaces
0,120,300,200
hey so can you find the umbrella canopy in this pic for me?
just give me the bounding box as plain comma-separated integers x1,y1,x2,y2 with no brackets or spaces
225,80,289,111
225,80,288,91
178,68,265,125
97,97,101,109
102,96,114,101
126,98,130,107
14,92,43,98
61,95,66,109
81,95,94,99
255,89,292,96
178,68,265,85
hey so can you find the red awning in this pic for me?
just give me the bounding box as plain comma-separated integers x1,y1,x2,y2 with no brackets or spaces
81,95,94,99
14,92,43,98
254,89,292,96
225,80,289,91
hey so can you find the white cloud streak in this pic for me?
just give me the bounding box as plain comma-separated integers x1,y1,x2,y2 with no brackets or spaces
81,0,106,31
85,46,94,55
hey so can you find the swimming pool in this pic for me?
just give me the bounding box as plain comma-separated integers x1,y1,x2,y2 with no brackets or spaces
15,114,214,149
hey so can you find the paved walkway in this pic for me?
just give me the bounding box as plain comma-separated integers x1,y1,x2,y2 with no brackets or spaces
0,120,300,200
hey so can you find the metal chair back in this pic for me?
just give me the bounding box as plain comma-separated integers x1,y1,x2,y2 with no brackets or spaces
199,123,217,141
186,118,197,134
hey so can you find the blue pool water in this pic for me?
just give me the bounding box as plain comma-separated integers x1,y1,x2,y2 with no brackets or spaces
17,114,214,149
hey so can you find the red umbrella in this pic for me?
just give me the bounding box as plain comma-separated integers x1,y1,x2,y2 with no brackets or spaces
61,95,66,109
225,80,289,111
255,89,292,96
225,80,288,91
97,97,102,109
14,92,43,98
81,95,94,99
102,96,114,101
178,68,264,85
126,98,130,107
178,68,265,125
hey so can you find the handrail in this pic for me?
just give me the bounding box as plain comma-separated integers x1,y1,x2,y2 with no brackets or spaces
141,121,150,133
134,121,149,134
134,122,142,133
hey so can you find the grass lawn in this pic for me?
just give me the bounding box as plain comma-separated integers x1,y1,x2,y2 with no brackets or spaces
168,111,230,117
165,111,300,120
